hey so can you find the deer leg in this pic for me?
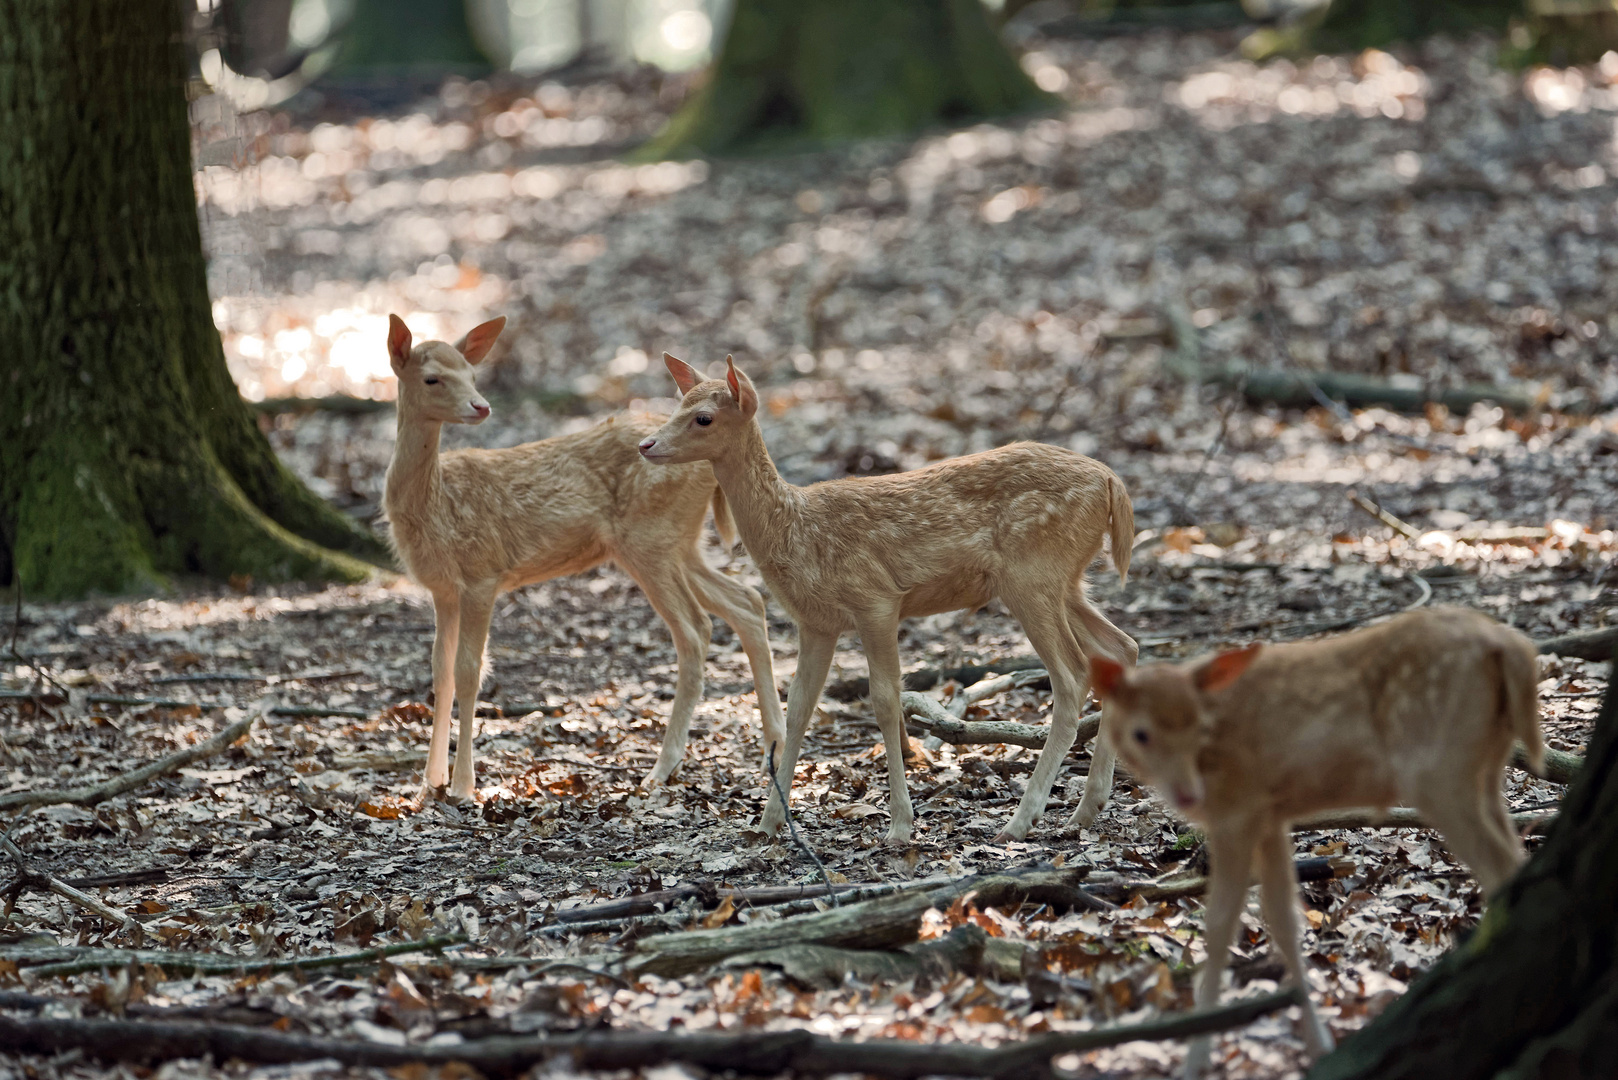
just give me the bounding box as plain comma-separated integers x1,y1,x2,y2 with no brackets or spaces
1063,592,1136,829
854,609,915,846
997,590,1087,841
425,592,460,791
1415,772,1523,898
1184,827,1258,1080
688,561,785,770
1256,826,1333,1058
633,566,711,789
759,626,837,837
447,584,497,803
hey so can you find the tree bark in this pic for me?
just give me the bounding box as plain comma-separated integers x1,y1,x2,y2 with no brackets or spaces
0,0,387,598
645,0,1055,158
1309,659,1618,1080
328,0,492,78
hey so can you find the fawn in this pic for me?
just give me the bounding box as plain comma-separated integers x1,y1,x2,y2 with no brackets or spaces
1088,607,1542,1077
637,354,1138,844
382,317,785,800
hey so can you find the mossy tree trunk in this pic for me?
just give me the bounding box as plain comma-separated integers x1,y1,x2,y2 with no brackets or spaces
0,0,387,599
328,0,492,78
1310,657,1618,1080
645,0,1056,158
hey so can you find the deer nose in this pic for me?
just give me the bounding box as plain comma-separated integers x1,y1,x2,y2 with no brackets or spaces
472,402,491,418
638,438,656,453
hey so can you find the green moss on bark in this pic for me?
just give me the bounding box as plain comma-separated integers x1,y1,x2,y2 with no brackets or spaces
0,0,383,599
644,0,1056,159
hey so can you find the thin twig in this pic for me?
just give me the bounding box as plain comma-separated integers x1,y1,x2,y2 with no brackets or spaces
768,744,838,907
2,832,138,935
1347,490,1422,540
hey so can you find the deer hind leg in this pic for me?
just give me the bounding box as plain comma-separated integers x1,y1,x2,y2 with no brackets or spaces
1255,826,1333,1057
759,625,838,837
1414,770,1522,898
448,582,497,802
996,585,1089,841
425,592,461,791
1063,590,1136,829
688,560,785,769
632,563,712,789
854,607,915,846
1184,826,1259,1080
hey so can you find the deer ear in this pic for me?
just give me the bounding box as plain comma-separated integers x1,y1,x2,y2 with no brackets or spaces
456,316,506,365
387,314,413,373
665,353,702,395
726,355,758,418
1193,643,1262,694
1089,655,1127,700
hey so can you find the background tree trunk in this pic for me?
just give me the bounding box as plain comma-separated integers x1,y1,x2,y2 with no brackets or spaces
645,0,1055,158
1310,655,1618,1080
328,0,493,77
0,0,387,599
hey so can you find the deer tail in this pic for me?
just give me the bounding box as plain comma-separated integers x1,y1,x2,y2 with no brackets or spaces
711,485,737,550
1107,473,1134,584
1498,634,1543,778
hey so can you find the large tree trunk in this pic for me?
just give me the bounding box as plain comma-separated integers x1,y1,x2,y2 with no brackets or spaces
645,0,1055,159
1310,655,1618,1080
0,0,387,599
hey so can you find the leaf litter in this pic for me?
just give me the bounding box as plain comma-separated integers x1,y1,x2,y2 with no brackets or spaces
4,20,1617,1080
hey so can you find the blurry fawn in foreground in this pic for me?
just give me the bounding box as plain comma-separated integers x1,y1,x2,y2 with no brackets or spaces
638,354,1138,844
382,317,785,801
1089,607,1542,1078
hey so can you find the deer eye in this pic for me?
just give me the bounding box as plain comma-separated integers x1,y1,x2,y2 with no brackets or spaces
1133,729,1150,746
695,415,712,426
424,376,440,385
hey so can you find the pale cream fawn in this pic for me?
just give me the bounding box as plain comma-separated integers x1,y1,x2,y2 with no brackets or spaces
382,317,785,800
1089,607,1542,1078
637,354,1138,844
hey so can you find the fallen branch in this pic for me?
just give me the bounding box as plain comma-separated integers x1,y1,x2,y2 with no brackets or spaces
1160,305,1539,415
3,933,466,979
625,865,1103,978
0,710,258,816
0,987,1304,1078
2,833,139,935
550,880,872,926
1514,744,1584,785
1292,808,1554,834
902,691,1096,751
1538,626,1618,662
1085,856,1349,905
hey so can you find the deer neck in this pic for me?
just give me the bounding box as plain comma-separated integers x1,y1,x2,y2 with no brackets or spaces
385,401,445,515
708,421,800,556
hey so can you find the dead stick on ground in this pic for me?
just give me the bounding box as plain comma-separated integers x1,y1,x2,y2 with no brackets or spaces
0,707,260,814
0,987,1303,1078
1347,490,1422,541
1538,626,1618,662
1,833,138,936
768,744,838,906
5,933,468,979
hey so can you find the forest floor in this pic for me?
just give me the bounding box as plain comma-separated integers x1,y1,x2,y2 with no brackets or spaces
5,23,1618,1080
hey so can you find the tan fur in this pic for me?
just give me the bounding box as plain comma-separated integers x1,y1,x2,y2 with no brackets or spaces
381,317,784,801
639,354,1138,844
1091,607,1541,1077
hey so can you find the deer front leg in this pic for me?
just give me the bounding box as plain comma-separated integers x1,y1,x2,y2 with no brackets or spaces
1184,827,1258,1080
1256,826,1333,1058
425,592,460,791
855,610,915,846
759,626,837,837
448,585,497,803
